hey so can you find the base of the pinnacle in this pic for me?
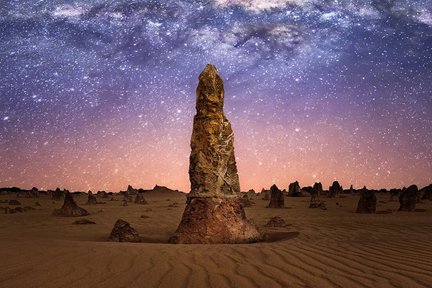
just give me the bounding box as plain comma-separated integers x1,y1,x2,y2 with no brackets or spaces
169,197,262,244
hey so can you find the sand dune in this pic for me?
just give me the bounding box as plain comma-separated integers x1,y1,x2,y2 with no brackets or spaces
0,192,431,288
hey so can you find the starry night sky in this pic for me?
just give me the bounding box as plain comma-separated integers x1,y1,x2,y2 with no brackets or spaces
1,0,431,192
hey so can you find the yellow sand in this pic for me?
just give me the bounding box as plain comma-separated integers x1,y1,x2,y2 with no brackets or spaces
0,191,431,288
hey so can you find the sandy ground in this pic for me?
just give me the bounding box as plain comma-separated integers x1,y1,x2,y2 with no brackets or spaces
0,191,431,288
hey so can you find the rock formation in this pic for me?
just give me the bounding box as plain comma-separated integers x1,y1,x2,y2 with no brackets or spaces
356,187,377,213
127,185,138,196
312,182,323,197
169,64,262,244
309,182,325,208
265,216,287,227
399,185,418,211
53,192,89,217
97,191,109,198
420,184,432,201
108,219,140,242
21,187,39,198
267,184,285,208
134,193,148,205
261,188,270,200
328,181,343,198
389,188,400,201
52,188,64,201
73,219,96,225
288,181,301,197
247,189,256,198
87,191,97,205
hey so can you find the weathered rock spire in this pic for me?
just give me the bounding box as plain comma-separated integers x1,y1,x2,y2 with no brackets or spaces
189,64,240,198
170,64,262,244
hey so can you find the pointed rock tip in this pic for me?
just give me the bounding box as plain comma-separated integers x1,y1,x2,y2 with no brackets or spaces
199,64,219,79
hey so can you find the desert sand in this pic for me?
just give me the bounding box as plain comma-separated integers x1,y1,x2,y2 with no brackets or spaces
1,190,431,288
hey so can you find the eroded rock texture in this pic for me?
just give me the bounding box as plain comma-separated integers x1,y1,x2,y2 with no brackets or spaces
188,64,239,198
169,197,261,244
356,187,377,213
108,219,140,242
265,216,287,227
170,64,261,244
399,185,418,211
267,184,285,208
53,192,89,217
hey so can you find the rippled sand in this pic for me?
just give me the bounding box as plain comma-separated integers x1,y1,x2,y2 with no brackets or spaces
1,191,431,288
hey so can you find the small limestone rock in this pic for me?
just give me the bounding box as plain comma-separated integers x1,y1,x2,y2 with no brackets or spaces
134,193,148,205
73,219,96,225
356,187,377,213
168,202,179,208
265,216,287,227
288,181,301,197
53,192,89,217
127,185,138,196
97,191,109,198
261,188,270,200
108,219,140,242
328,181,343,198
310,182,323,208
312,182,323,197
399,185,418,211
420,184,432,201
267,184,284,208
87,191,97,205
52,188,64,201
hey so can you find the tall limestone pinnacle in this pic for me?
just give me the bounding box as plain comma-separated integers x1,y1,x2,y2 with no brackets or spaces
169,64,262,244
189,64,240,198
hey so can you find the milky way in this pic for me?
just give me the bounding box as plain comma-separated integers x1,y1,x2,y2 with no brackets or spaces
1,0,431,192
